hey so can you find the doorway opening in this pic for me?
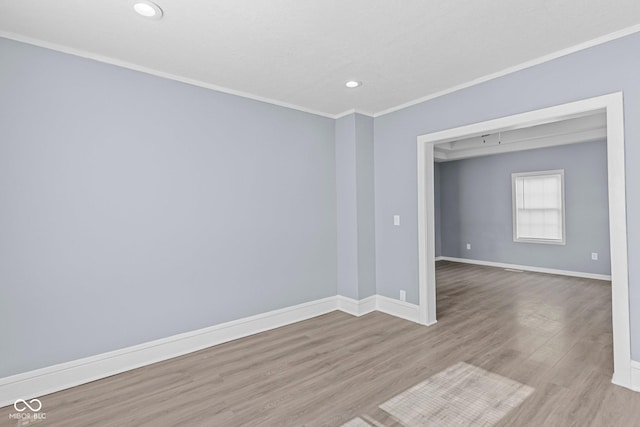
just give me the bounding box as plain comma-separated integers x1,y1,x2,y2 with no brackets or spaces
416,93,631,389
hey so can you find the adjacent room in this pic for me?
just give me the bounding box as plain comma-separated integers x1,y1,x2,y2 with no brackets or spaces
1,1,640,426
430,116,616,417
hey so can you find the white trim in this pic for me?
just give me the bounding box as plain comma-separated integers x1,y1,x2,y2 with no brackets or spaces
630,361,640,392
0,294,425,407
332,109,375,120
0,31,335,119
417,141,437,325
0,296,338,408
437,256,611,281
434,128,607,162
606,94,632,389
4,23,640,119
337,295,377,317
375,24,640,117
337,295,422,324
376,295,424,325
417,92,632,390
511,170,566,245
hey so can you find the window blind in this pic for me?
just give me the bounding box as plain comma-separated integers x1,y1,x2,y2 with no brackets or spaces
513,172,564,242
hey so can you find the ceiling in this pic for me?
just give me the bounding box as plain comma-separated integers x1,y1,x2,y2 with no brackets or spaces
1,1,639,117
434,113,606,162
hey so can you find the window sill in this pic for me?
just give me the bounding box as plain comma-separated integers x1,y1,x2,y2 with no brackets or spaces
513,238,566,245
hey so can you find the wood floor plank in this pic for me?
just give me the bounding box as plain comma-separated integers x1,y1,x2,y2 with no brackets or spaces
2,261,639,426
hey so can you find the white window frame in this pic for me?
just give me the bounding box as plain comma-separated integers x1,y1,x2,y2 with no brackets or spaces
511,169,566,245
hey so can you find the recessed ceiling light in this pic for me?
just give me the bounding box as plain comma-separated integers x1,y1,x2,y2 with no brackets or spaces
345,81,362,88
133,1,163,19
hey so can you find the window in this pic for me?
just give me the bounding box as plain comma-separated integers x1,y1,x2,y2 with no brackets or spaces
512,170,565,244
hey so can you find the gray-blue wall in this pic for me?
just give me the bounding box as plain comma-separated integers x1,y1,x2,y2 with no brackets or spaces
3,28,640,376
437,141,610,275
335,115,359,299
335,113,376,300
374,32,640,359
355,114,376,299
0,38,337,377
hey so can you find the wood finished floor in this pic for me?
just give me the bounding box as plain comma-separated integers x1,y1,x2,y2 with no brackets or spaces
3,261,640,426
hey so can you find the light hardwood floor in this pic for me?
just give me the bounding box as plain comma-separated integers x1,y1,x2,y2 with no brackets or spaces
2,261,640,426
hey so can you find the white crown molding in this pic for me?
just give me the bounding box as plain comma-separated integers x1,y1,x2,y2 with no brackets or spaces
333,109,376,120
4,23,640,120
374,23,640,118
0,31,336,119
437,256,612,281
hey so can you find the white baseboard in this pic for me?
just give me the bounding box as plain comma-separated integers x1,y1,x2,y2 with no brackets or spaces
0,294,424,407
4,288,629,404
337,295,376,317
337,295,421,324
376,295,421,324
0,296,338,408
436,256,611,281
631,361,640,392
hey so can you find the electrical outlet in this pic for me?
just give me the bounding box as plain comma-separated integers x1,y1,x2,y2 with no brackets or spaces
400,290,406,302
466,243,471,250
592,252,598,261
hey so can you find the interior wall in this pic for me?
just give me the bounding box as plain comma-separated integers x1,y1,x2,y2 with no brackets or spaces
335,113,376,300
373,31,640,359
335,115,359,299
355,114,376,299
438,141,610,275
0,37,337,378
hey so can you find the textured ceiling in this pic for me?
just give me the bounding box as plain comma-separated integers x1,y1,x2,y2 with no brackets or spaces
1,1,639,117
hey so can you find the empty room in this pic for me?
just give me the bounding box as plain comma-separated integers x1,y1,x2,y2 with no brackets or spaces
1,1,640,426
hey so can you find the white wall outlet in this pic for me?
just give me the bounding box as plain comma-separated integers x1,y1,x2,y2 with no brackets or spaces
400,290,406,302
393,215,400,226
592,252,598,261
466,243,471,250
